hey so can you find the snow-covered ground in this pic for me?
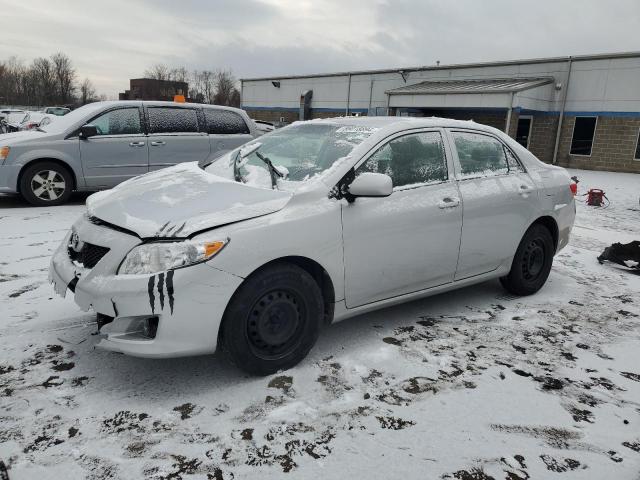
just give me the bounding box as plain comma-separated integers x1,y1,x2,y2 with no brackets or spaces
1,169,639,480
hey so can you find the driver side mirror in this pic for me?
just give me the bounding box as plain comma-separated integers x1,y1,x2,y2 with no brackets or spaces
79,124,98,139
347,172,393,199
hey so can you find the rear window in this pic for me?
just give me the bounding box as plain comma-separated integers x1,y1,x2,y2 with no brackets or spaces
205,109,250,135
452,131,509,178
148,107,199,134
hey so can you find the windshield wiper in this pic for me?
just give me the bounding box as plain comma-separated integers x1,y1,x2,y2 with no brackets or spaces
233,149,243,182
255,151,284,189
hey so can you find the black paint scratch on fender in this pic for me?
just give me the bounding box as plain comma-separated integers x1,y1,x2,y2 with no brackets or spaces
157,272,165,310
155,221,170,237
148,275,156,314
166,270,175,314
172,222,186,237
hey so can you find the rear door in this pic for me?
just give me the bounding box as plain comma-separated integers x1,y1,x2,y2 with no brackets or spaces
342,129,463,308
146,106,210,171
204,108,254,158
447,129,538,280
79,106,148,188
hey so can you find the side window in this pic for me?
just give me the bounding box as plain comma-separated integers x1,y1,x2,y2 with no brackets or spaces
148,107,199,134
205,109,250,134
505,147,525,172
90,108,142,136
452,131,509,178
357,131,448,188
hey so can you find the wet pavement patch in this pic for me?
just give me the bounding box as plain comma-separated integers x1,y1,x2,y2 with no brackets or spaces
268,375,293,393
51,361,75,372
540,454,583,472
376,416,415,430
620,371,640,382
173,403,198,420
8,283,39,298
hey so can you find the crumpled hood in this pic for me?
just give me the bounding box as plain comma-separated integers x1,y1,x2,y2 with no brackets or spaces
86,162,293,238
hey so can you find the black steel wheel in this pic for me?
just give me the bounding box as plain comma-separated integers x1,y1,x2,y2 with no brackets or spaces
500,224,554,296
221,262,324,375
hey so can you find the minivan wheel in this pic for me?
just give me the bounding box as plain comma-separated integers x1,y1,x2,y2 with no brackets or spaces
20,161,73,206
500,224,554,296
221,262,324,376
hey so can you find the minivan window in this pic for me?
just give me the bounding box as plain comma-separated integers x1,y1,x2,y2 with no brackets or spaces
148,107,199,134
40,102,105,134
205,109,250,135
452,131,509,178
90,108,142,136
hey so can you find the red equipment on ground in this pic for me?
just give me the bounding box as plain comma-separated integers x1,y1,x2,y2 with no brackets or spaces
586,188,607,207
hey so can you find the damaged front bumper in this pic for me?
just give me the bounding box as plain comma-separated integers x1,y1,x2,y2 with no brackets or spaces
49,215,243,358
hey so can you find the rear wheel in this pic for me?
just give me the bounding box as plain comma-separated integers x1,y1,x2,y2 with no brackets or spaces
500,224,554,296
221,262,324,376
20,161,73,206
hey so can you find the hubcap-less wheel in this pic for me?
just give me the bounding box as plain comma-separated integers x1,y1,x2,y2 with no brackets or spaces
247,289,305,360
31,170,66,201
500,224,554,296
221,262,324,375
522,238,545,280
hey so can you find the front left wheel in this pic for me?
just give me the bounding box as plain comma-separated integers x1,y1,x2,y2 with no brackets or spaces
220,262,324,376
20,161,73,206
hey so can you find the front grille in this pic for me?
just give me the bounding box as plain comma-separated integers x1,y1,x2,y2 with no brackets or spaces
68,242,110,269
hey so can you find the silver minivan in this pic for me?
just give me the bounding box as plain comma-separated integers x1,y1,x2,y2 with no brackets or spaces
0,101,259,205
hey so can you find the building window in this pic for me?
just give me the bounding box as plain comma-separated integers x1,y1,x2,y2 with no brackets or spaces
570,116,597,156
635,128,640,161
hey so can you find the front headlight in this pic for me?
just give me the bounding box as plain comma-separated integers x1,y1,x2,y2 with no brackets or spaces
118,238,228,275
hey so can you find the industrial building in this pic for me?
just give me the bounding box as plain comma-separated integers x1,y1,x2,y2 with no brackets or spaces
119,78,189,102
241,51,640,173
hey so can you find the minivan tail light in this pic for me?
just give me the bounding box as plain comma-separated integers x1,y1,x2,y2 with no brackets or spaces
569,183,577,196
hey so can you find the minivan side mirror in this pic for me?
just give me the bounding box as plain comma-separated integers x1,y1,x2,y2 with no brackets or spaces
79,124,98,139
347,172,393,199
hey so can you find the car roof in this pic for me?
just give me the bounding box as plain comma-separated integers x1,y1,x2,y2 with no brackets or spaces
88,100,245,114
304,115,498,132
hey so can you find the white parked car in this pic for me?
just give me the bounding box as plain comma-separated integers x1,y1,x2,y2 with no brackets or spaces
49,117,576,375
18,112,55,131
252,119,276,134
1,110,28,132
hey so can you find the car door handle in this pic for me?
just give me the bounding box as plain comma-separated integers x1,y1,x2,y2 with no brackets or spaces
129,141,145,147
519,185,534,194
438,197,460,209
151,141,166,147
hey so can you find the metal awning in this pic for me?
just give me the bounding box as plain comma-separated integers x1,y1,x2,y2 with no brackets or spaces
386,77,554,95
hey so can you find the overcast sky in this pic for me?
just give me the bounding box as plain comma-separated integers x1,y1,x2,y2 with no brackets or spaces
1,0,639,97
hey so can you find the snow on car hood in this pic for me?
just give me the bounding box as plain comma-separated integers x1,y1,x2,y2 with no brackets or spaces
86,162,293,238
0,130,48,144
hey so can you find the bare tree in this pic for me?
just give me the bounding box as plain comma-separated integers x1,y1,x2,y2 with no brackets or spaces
144,63,171,81
170,66,189,83
80,78,97,104
31,57,56,105
190,69,216,104
213,69,240,107
0,53,102,107
51,52,76,104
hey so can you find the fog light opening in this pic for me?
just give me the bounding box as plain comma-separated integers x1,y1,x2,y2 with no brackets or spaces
143,317,159,339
